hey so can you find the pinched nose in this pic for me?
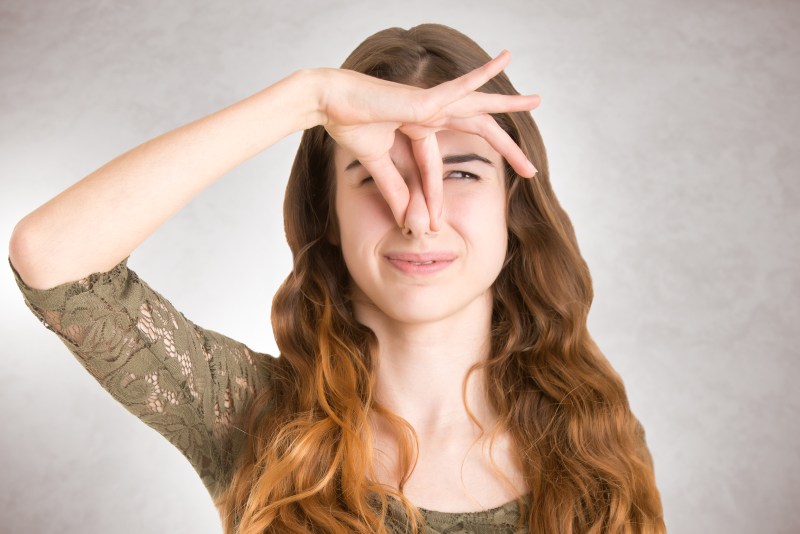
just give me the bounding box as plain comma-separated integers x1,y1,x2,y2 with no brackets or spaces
401,179,438,237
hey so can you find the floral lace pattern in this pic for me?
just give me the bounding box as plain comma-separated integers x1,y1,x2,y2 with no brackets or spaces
382,493,528,533
8,255,272,499
9,255,528,532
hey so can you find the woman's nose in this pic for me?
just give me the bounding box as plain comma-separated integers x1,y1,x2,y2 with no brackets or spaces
401,178,438,237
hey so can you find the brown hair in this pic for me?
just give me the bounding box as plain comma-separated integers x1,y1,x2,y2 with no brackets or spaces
214,23,665,533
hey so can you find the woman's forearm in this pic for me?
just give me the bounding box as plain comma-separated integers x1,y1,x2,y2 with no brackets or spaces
9,69,323,290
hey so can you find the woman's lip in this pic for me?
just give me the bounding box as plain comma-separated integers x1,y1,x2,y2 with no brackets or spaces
384,252,457,262
386,257,454,275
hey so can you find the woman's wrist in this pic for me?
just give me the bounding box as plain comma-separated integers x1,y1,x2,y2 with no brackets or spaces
285,68,330,131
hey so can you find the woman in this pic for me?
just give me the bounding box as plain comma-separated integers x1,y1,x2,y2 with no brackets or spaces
9,23,665,533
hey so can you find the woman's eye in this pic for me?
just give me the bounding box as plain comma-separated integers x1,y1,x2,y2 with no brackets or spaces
361,171,477,184
447,170,479,180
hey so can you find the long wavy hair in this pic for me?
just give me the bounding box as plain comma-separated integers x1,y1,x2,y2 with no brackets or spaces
214,23,665,533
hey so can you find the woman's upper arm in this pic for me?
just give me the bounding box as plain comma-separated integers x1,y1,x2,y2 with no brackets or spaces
8,254,274,498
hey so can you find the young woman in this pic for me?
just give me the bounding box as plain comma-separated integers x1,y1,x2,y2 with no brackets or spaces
9,23,665,533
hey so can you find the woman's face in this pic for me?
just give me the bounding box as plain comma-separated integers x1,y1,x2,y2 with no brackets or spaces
332,130,508,325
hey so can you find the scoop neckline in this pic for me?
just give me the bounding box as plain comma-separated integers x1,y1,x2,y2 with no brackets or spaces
389,491,531,518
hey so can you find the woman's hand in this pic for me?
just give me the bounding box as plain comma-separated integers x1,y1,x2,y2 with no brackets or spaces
315,50,541,231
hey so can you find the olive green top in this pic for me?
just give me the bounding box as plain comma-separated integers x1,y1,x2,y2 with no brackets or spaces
9,255,529,533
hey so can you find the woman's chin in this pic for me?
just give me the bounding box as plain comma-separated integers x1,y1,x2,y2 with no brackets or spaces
358,294,488,328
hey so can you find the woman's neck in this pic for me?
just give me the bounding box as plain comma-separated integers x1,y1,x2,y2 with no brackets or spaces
353,289,498,439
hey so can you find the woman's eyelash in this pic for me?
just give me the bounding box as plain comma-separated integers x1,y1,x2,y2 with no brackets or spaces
447,170,479,180
360,171,479,184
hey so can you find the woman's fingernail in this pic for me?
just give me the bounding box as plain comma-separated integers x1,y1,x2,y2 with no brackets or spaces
528,160,538,176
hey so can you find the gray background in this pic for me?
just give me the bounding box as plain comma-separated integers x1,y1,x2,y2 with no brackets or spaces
1,1,797,532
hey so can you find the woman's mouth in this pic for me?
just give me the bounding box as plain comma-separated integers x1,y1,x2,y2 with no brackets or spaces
385,253,456,275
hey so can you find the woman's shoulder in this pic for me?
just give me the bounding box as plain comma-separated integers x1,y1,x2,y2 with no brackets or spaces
9,254,279,498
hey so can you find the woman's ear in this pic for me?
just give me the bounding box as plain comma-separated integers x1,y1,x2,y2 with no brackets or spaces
326,223,340,246
326,188,341,247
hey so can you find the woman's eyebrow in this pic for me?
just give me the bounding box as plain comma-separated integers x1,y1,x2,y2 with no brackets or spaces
344,153,494,172
442,153,494,166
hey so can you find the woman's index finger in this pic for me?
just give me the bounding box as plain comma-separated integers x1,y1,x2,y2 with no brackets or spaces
410,134,444,232
358,154,411,227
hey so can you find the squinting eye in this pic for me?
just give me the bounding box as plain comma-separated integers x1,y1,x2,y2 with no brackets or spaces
447,171,479,180
361,176,374,184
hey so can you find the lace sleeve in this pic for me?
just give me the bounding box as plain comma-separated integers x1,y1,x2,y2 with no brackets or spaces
8,255,274,499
